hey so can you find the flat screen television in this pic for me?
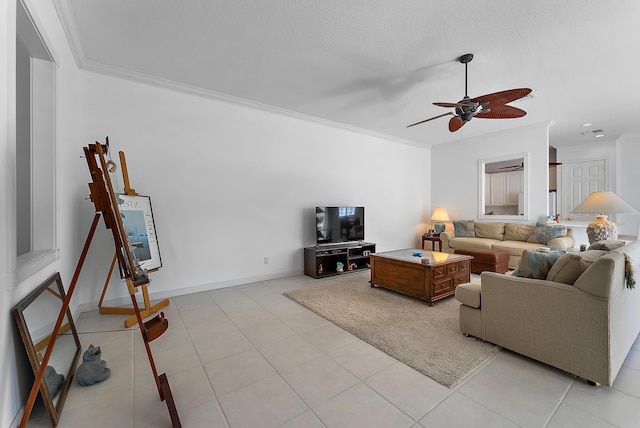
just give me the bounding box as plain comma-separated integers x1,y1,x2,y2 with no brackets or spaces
315,206,364,245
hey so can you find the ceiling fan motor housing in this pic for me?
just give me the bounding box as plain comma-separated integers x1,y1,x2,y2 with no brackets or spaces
455,96,478,121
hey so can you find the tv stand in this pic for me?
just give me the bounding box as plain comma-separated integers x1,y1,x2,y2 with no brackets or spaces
304,242,376,279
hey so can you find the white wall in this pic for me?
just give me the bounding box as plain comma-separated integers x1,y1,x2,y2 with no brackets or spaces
1,0,17,424
2,2,431,425
430,122,552,223
617,134,640,236
69,70,431,306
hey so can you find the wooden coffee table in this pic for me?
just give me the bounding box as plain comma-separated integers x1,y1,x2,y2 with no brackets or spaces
369,249,472,305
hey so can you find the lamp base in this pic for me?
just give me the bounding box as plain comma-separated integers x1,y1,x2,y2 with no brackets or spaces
434,223,446,234
586,214,618,244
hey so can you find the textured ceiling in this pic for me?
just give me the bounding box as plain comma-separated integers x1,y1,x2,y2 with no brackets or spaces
54,0,640,147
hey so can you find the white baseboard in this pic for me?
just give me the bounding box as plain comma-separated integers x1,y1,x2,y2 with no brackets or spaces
77,269,302,313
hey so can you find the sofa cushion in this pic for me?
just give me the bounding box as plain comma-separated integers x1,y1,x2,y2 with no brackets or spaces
588,240,626,251
492,240,548,257
475,222,505,240
546,250,607,285
453,220,475,237
513,249,564,279
504,223,535,242
447,237,499,250
527,222,567,244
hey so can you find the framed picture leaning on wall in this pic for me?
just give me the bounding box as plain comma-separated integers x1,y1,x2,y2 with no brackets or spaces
117,194,163,272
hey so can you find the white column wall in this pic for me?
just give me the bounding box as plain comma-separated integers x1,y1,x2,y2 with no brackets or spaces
430,122,552,223
617,134,640,236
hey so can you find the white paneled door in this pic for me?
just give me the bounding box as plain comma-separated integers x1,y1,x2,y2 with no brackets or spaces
562,159,606,220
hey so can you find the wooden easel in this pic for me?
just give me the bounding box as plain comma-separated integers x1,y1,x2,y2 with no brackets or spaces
20,140,181,428
86,141,180,426
97,150,170,328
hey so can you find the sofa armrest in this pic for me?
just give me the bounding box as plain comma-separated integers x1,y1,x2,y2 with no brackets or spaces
439,231,455,252
548,235,575,249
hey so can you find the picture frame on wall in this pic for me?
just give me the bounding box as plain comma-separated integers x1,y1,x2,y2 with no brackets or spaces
117,194,162,272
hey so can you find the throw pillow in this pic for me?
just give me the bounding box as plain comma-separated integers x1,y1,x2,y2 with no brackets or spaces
527,222,567,244
474,222,505,240
545,250,605,285
588,240,626,251
504,223,535,242
453,220,475,237
513,249,564,279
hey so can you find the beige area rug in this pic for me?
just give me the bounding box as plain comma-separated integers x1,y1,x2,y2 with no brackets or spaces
284,273,500,388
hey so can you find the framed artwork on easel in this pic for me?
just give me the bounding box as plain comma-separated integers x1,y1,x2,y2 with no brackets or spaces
117,194,162,272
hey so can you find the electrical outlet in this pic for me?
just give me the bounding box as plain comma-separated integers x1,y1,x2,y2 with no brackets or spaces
263,257,269,264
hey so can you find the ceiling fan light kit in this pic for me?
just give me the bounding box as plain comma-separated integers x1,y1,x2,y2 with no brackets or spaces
407,53,532,132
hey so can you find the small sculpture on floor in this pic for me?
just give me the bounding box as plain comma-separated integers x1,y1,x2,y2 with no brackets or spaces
76,344,111,386
44,365,65,398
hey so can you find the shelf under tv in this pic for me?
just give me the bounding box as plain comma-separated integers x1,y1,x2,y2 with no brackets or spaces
304,242,376,279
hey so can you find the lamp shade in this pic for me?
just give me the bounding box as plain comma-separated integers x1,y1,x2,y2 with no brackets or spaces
572,191,638,215
431,207,450,222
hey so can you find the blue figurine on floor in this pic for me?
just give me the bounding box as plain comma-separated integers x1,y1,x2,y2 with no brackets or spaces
76,344,111,386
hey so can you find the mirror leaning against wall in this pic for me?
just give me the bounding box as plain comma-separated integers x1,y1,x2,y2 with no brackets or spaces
12,273,82,427
478,153,529,221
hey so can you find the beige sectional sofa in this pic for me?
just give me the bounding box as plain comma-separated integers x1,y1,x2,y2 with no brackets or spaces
440,221,575,269
455,240,640,386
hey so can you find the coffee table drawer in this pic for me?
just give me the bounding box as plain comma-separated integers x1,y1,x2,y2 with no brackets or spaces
432,265,447,279
433,278,454,296
453,274,469,286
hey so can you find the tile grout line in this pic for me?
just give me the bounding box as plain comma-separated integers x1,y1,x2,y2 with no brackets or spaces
237,283,326,427
542,379,576,428
173,293,233,428
269,285,426,425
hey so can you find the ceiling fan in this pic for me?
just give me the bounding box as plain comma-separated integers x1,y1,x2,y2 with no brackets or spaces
407,53,532,132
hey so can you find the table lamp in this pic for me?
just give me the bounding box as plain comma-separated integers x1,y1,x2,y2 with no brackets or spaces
431,207,450,234
572,191,638,244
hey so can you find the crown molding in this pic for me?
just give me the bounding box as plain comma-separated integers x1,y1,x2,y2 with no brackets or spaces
52,0,427,150
87,58,430,149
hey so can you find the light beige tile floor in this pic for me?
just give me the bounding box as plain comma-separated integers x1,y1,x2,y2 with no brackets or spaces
25,273,640,427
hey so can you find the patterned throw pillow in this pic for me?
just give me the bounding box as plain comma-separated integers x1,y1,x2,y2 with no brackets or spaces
513,249,564,279
527,222,567,244
453,220,475,237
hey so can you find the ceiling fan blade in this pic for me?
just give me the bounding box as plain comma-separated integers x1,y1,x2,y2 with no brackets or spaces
476,104,527,119
499,164,522,169
433,102,470,108
406,112,453,128
448,116,466,132
471,88,532,107
549,162,562,166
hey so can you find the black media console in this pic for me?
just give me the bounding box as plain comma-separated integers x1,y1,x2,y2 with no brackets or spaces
303,242,376,279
